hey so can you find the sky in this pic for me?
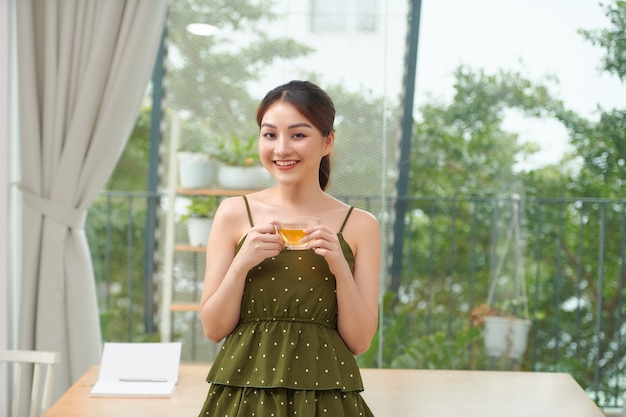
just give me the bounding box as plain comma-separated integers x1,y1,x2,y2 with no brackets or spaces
414,0,626,168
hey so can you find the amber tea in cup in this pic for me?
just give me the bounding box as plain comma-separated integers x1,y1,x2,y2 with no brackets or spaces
276,216,321,250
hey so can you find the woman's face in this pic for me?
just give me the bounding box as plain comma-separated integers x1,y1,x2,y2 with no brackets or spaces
258,101,333,186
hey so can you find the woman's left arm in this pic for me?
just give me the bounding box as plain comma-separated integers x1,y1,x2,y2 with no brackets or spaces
310,209,381,355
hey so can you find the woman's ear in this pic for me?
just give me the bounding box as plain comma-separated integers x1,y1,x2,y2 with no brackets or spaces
322,131,335,156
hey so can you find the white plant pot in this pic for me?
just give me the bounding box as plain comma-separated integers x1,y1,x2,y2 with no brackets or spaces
217,165,272,190
187,217,213,247
177,152,216,189
483,316,531,359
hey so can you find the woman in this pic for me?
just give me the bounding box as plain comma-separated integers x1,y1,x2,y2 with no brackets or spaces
198,80,381,416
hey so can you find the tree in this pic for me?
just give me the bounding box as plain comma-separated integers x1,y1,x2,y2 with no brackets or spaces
386,65,570,295
579,0,626,81
569,1,626,198
410,66,566,198
167,0,314,144
105,101,152,191
88,103,155,342
364,64,573,365
325,83,399,198
366,3,626,401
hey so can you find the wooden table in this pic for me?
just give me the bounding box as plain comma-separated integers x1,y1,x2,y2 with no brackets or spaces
45,364,605,417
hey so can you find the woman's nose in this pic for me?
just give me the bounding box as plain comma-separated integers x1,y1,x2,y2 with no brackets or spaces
274,135,290,155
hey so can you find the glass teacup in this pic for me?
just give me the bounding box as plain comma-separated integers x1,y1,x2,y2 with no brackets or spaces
276,216,321,250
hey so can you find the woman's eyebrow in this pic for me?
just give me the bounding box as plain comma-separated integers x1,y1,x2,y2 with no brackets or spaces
260,122,313,129
288,122,313,129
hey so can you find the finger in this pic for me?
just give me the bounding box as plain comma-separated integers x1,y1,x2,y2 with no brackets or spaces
256,223,279,234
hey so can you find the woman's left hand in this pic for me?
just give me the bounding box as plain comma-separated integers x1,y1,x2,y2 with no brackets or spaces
302,225,348,275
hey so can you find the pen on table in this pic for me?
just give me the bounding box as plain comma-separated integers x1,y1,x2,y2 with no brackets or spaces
118,377,168,382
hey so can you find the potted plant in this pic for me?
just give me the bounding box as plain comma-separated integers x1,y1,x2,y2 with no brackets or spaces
210,134,272,190
473,301,531,362
176,145,217,189
475,194,531,363
180,195,218,246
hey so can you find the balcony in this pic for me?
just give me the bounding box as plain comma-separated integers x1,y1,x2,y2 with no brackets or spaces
87,191,626,410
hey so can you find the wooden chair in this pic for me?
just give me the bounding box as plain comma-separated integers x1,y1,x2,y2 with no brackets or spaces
0,350,61,417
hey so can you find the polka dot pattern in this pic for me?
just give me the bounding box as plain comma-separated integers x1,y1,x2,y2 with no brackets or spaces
200,234,373,416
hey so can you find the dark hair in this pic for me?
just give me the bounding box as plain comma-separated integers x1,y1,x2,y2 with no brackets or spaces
256,80,335,190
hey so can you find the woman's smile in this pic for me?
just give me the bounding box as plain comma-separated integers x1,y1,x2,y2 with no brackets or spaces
274,159,300,169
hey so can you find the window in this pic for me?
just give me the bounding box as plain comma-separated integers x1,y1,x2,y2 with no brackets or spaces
355,0,377,32
310,0,378,33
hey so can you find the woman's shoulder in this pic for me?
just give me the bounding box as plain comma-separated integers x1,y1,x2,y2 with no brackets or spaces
339,206,380,260
214,195,247,218
215,190,269,210
214,196,248,226
346,206,379,230
211,196,252,242
321,195,378,231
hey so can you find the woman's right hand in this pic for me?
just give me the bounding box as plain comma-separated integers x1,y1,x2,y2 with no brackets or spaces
235,222,284,268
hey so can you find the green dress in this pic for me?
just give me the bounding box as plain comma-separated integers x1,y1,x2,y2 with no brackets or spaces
198,198,375,417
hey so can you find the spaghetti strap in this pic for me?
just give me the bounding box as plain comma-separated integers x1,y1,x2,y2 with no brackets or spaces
339,206,354,233
242,196,254,227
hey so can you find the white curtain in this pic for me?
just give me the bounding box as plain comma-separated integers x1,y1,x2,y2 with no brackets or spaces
16,0,168,401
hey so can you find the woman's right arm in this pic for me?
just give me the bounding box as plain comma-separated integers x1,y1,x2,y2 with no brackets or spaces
199,197,283,342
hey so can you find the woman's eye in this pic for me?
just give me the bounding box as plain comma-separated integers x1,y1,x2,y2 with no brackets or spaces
262,132,276,139
292,133,306,139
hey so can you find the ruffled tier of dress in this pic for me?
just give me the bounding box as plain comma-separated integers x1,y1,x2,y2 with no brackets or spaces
199,385,375,417
207,318,364,392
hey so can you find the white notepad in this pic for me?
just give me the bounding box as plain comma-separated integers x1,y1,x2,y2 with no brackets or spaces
90,342,182,398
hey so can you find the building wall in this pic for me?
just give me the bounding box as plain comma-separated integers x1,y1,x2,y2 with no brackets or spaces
252,0,409,102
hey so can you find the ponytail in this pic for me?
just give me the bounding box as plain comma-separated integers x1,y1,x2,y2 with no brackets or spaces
319,154,331,190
